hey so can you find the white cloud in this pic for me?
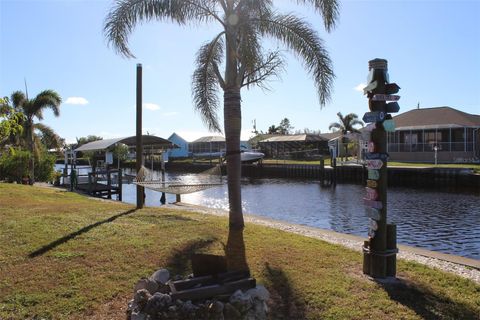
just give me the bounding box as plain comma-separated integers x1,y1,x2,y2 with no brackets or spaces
354,83,366,92
144,103,161,111
65,97,89,105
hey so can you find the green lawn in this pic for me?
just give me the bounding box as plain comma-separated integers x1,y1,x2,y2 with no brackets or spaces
0,183,479,319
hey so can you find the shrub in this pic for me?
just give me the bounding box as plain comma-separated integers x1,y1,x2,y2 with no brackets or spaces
34,152,56,182
0,148,56,183
0,149,30,183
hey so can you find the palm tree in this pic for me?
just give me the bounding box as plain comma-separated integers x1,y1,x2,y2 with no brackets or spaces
104,0,338,268
329,112,363,161
11,90,62,184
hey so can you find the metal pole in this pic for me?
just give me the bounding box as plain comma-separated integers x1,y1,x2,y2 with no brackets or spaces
136,63,144,209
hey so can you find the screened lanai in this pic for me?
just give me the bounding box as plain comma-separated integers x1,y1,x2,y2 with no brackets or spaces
387,107,480,163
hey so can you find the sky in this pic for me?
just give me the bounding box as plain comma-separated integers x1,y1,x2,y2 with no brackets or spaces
1,0,479,144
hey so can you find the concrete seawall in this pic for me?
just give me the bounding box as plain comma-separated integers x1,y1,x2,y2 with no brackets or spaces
164,162,480,190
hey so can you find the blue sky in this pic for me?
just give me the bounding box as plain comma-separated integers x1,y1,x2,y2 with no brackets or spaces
1,0,479,143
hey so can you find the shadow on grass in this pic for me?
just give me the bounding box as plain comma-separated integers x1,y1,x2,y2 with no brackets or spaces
129,214,195,224
28,209,137,258
380,278,479,320
164,238,217,276
264,262,306,320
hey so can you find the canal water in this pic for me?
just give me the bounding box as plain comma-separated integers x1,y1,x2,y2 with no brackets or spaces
117,169,480,260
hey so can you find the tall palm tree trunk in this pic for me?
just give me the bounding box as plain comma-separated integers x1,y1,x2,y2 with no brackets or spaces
224,88,243,230
224,88,247,271
224,28,248,271
27,122,35,185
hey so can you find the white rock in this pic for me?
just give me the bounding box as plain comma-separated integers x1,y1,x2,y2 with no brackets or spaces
150,268,170,285
245,285,270,301
134,278,159,295
130,311,147,320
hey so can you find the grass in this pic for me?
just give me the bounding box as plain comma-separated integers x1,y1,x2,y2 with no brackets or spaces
0,183,479,319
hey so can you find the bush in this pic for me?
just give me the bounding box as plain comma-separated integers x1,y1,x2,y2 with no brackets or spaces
0,148,56,183
34,152,56,182
0,149,30,183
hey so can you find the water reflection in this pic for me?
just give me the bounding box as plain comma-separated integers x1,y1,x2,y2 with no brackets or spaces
121,169,480,260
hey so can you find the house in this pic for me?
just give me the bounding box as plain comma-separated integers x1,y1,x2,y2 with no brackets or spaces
387,106,480,163
167,133,189,158
188,136,251,157
188,136,226,157
258,134,329,159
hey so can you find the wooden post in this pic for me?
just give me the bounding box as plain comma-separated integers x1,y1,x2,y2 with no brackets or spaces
369,126,387,278
332,157,337,186
136,63,144,209
88,172,92,195
386,224,397,277
107,170,112,199
362,58,397,278
161,151,166,204
118,169,122,202
362,240,371,275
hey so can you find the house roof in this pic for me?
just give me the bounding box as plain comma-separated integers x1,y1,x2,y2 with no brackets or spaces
190,136,226,143
393,107,480,130
259,134,328,143
319,132,342,141
168,132,188,143
75,135,177,152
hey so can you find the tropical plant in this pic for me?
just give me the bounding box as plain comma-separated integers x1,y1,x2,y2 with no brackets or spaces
11,90,62,184
0,97,24,145
328,112,363,161
104,0,338,269
0,148,30,183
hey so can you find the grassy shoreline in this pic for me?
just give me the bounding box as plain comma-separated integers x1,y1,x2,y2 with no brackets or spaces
0,183,479,319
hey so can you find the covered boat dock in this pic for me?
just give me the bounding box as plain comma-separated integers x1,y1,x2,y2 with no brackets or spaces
68,135,177,200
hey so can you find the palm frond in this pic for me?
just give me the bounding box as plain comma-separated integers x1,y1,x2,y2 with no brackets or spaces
328,122,342,131
11,91,27,110
294,0,339,32
31,90,62,120
241,51,284,89
104,0,221,58
192,33,225,133
257,13,334,106
351,119,364,127
35,123,64,149
236,0,272,17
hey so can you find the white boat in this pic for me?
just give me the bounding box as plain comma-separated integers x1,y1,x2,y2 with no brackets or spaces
192,149,264,163
240,150,264,163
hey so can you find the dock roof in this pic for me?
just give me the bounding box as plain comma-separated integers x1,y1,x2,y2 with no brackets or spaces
75,135,177,152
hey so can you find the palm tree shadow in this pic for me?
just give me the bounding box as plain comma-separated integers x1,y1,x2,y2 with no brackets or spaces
379,278,479,320
263,262,306,320
28,209,137,258
164,238,217,276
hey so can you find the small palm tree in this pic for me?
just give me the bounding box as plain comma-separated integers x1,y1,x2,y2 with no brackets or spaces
329,112,363,161
11,90,62,184
104,0,338,269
